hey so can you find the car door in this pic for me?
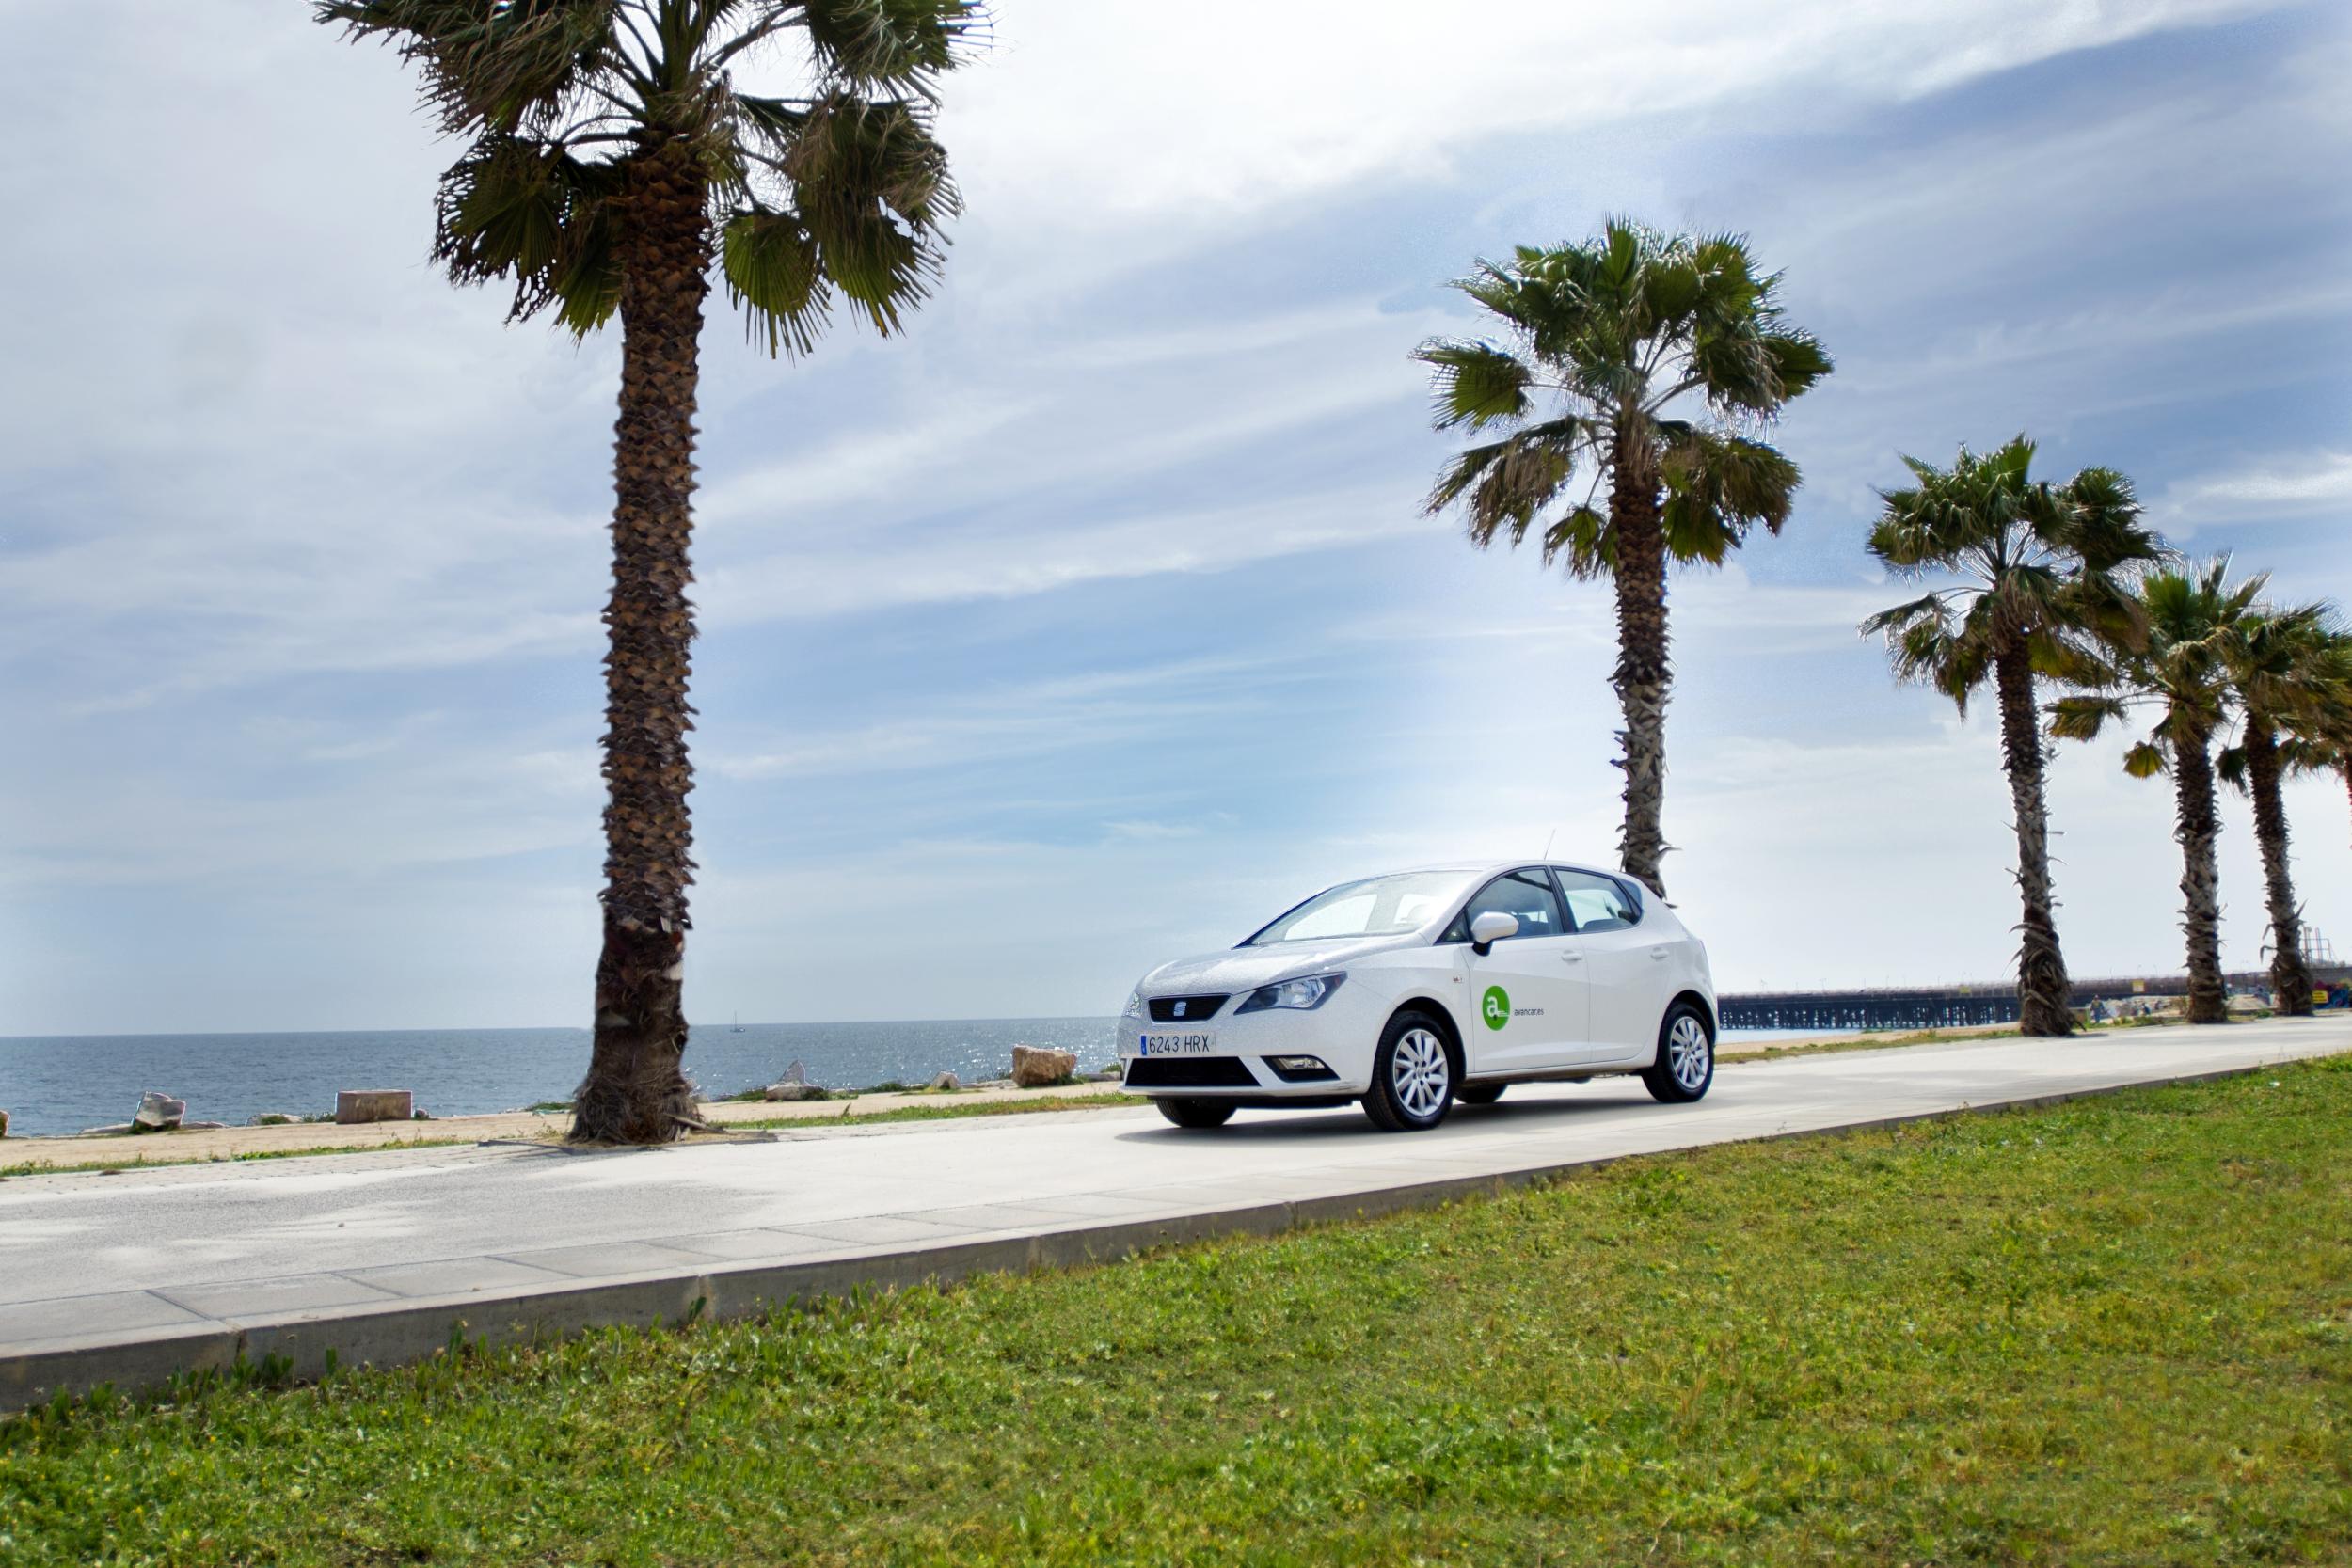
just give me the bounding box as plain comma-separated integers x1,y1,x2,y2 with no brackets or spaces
1446,867,1588,1072
1555,866,1667,1062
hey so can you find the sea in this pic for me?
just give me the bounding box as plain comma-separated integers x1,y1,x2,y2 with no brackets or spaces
0,1020,1843,1139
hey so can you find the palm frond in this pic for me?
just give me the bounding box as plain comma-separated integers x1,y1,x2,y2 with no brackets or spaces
722,206,827,355
780,93,955,333
2217,744,2249,793
317,0,621,136
1538,504,1612,577
1860,592,1947,641
431,135,623,327
2048,695,2128,742
798,0,983,94
1414,341,1534,430
1658,429,1800,565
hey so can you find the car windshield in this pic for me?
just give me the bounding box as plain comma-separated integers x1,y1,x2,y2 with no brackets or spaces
1246,871,1471,945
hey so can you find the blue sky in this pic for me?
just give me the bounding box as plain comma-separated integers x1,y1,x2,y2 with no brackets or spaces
2,0,2347,1034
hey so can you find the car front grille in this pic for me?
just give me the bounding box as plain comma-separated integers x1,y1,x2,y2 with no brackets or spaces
1147,993,1227,1022
1124,1056,1258,1088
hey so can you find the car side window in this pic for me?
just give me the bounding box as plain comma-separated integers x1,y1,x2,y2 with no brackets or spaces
1555,867,1641,932
1441,868,1566,942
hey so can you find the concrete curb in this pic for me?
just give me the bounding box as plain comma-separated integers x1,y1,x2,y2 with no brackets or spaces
0,1051,2325,1414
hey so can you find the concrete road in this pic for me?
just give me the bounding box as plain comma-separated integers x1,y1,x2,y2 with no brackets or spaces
7,1017,2347,1408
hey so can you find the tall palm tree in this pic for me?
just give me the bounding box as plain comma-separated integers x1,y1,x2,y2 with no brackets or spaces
1416,221,1830,896
2217,605,2352,1015
321,0,979,1143
1861,438,2161,1037
2053,561,2260,1024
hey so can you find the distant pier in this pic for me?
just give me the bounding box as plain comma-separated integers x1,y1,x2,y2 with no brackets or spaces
1718,967,2352,1033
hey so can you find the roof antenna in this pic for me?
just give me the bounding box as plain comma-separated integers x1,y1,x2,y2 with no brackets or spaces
1540,829,1557,860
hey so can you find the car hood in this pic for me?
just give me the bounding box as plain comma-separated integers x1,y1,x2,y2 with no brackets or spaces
1138,933,1425,997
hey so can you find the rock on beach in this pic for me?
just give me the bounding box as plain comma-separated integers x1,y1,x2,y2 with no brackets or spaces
1010,1045,1078,1087
336,1089,414,1125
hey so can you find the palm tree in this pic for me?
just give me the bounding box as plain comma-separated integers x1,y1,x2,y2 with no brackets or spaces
1416,221,1830,896
2053,561,2260,1024
1861,438,2162,1037
2217,605,2352,1015
321,0,979,1143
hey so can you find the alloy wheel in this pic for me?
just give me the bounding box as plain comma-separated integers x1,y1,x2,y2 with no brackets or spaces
1668,1014,1710,1093
1391,1027,1451,1120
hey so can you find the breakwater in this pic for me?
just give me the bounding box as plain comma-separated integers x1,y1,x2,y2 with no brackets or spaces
1718,967,2351,1033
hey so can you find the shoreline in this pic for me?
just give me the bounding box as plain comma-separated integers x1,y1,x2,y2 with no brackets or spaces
0,1022,2035,1173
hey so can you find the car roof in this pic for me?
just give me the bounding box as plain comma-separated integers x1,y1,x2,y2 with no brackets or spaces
1371,858,1629,882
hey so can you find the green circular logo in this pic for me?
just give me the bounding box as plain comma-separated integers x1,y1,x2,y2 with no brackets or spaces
1481,985,1511,1030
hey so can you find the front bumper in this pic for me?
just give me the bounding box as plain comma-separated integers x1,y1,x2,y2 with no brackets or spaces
1117,984,1383,1096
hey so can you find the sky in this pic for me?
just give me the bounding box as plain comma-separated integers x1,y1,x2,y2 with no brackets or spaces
2,0,2348,1035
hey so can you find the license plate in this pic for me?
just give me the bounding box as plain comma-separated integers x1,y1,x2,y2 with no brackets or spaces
1137,1031,1216,1056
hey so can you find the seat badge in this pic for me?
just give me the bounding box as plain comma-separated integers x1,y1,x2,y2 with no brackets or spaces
1172,1000,1187,1018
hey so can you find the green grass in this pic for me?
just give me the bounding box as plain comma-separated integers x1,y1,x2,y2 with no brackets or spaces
6,1062,2348,1565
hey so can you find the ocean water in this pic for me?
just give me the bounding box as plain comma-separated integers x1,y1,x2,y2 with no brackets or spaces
0,1020,1844,1139
0,1019,1123,1139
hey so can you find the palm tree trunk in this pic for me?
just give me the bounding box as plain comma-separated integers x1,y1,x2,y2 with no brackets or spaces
1609,435,1671,897
1992,645,2073,1035
2242,722,2312,1015
571,139,711,1145
2172,730,2228,1024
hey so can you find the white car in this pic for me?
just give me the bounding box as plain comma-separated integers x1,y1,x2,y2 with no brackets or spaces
1119,861,1717,1132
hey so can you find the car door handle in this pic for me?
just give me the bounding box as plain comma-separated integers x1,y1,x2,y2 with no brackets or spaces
1560,952,1582,964
1648,947,1668,960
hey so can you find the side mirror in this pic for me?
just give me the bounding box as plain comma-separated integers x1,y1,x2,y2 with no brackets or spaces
1469,911,1518,953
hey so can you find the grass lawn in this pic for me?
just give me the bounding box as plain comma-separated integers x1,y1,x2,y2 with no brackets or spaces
5,1061,2347,1566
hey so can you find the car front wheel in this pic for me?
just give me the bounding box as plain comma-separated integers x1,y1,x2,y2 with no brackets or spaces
1156,1098,1236,1130
1361,1012,1455,1132
1642,1004,1714,1103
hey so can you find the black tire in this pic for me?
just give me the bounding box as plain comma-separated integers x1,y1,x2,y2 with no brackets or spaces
1456,1084,1505,1106
1641,1002,1714,1104
1156,1098,1236,1130
1360,1010,1456,1132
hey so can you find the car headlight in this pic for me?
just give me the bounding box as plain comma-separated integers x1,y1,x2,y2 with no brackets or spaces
1120,989,1144,1020
1235,973,1345,1013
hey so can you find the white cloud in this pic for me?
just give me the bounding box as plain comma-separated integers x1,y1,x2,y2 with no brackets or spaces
708,657,1275,781
934,0,2281,232
2153,449,2352,535
698,481,1430,626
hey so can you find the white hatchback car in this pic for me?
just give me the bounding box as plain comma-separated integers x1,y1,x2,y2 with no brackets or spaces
1120,861,1717,1132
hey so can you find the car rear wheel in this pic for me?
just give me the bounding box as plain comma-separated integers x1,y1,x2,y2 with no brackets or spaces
1641,1004,1714,1103
1361,1012,1455,1132
1156,1098,1236,1130
1456,1084,1505,1106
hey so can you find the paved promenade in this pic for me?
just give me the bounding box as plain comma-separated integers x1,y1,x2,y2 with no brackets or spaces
7,1018,2346,1410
